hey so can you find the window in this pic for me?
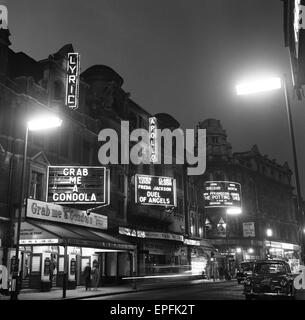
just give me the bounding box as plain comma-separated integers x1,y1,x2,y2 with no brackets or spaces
29,171,44,200
117,199,125,218
53,81,63,100
60,129,69,159
82,140,91,164
178,199,183,214
211,136,219,144
118,174,125,193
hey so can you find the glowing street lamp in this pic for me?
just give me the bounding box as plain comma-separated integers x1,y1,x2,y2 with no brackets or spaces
248,248,254,254
266,228,273,238
28,116,62,131
235,74,304,263
227,207,242,215
11,114,62,300
224,207,242,279
236,77,281,95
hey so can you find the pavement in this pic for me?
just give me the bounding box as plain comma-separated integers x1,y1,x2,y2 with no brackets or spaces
0,277,224,300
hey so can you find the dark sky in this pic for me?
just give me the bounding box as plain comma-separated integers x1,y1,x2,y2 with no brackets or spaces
5,0,305,196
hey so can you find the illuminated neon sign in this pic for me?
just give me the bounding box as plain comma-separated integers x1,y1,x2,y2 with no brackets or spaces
135,174,177,207
66,52,80,109
203,181,241,208
47,166,109,205
148,117,158,163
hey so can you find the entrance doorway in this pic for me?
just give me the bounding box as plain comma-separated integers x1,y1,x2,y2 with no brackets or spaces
21,252,31,289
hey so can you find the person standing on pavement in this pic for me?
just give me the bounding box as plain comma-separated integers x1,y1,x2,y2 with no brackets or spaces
84,263,92,291
92,264,100,291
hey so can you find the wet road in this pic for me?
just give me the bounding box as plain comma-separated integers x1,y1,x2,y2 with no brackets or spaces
85,280,305,300
86,280,245,300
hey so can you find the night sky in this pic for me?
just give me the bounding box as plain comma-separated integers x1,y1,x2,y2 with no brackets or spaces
4,0,305,196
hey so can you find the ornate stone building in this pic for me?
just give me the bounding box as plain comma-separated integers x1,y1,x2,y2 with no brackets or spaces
196,119,301,275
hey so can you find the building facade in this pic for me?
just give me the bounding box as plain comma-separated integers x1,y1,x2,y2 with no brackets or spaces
197,119,301,276
0,29,211,291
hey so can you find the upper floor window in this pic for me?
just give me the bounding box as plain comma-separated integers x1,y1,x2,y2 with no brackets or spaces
29,171,44,200
53,81,63,100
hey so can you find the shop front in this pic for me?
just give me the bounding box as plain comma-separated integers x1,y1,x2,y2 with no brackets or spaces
118,227,186,276
265,240,301,273
184,238,215,276
8,199,135,291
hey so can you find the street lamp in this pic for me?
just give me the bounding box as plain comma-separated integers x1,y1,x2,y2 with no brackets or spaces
236,74,304,263
266,228,273,258
266,228,273,238
11,115,62,300
225,207,242,280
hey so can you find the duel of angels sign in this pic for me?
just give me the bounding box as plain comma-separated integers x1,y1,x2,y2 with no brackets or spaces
135,174,177,207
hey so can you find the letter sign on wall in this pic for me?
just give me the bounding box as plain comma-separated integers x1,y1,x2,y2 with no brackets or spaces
47,166,109,205
135,174,177,207
66,52,80,109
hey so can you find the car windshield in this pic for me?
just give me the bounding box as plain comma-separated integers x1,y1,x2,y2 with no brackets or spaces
240,263,252,271
254,263,287,274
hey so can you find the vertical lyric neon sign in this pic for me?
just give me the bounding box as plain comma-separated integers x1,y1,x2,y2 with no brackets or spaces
66,52,80,109
149,117,158,163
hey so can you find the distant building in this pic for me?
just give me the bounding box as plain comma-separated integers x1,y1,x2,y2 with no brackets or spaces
197,119,301,275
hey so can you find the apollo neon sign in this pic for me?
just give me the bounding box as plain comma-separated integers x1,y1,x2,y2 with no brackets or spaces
66,52,80,109
149,117,158,163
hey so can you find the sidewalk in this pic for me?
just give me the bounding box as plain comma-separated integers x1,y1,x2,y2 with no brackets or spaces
0,278,225,300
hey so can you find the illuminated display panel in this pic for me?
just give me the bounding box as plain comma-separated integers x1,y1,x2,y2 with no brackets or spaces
47,166,107,204
203,181,241,208
135,174,177,207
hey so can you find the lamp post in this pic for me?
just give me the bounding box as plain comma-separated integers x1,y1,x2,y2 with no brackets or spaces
266,228,273,258
225,207,242,280
10,115,62,300
236,74,304,263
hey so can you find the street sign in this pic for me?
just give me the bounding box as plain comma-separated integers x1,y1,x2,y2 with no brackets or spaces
243,222,255,237
203,181,242,208
135,174,177,207
47,166,108,204
26,199,108,230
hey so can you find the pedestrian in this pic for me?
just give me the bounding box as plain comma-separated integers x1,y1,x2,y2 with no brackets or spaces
92,264,100,291
205,260,211,280
84,263,92,291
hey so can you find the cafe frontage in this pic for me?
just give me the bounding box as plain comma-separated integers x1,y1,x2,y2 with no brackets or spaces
8,199,136,291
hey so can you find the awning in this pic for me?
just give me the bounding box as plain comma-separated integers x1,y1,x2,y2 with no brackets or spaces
200,239,215,251
19,220,135,251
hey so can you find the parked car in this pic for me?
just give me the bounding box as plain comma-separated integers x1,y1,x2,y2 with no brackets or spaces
236,261,254,284
243,259,296,300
